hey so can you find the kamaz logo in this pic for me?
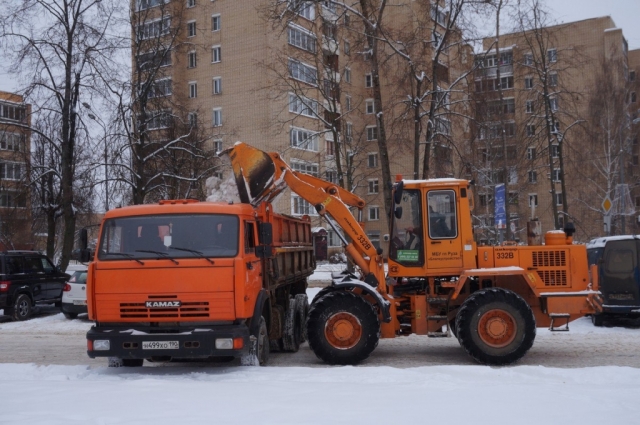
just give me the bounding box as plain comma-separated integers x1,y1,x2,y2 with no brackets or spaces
145,301,181,308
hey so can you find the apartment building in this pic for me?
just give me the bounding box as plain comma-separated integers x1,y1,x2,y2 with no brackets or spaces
132,0,471,256
0,91,32,249
472,16,640,242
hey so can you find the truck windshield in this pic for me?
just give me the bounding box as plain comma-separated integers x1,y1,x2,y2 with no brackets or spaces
98,214,239,260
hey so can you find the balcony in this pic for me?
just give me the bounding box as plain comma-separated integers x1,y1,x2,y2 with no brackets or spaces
474,63,513,79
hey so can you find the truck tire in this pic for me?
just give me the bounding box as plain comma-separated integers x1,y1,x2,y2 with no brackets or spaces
591,313,604,327
307,291,380,365
282,297,301,352
11,294,32,321
295,294,309,343
456,288,536,365
241,316,270,366
63,312,78,320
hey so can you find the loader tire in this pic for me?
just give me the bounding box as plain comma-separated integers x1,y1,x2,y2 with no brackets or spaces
312,286,336,303
456,288,536,366
282,297,301,352
307,291,379,365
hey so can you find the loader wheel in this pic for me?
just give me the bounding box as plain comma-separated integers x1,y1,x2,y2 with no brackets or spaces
456,288,535,366
282,297,301,352
307,291,379,365
295,294,309,343
312,286,336,303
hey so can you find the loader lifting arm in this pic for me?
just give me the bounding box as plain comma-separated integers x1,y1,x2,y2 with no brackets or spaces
224,142,386,291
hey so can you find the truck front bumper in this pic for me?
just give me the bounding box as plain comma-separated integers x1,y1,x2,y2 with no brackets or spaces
87,324,251,360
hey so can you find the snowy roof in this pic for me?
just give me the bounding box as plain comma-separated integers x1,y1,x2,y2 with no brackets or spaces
586,235,640,249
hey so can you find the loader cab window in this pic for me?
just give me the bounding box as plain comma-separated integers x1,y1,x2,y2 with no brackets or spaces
427,190,457,239
389,189,424,266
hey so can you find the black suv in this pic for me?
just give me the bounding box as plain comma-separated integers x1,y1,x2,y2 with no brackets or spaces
0,251,70,321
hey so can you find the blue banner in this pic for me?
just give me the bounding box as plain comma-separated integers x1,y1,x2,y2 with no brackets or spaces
495,183,506,229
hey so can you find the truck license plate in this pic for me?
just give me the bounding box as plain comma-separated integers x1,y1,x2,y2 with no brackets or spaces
73,300,87,305
142,341,179,350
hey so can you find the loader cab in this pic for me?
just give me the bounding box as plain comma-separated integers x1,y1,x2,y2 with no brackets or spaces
389,179,475,276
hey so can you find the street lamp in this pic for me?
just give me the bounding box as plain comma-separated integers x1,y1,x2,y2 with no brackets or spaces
82,103,109,212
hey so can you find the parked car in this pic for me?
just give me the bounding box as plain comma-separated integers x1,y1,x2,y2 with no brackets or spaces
61,268,88,319
587,235,640,326
0,251,70,321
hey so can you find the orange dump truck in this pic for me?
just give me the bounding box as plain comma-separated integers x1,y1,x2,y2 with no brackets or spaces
85,199,314,366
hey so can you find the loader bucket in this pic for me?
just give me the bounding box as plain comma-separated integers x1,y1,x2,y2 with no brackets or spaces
222,142,278,205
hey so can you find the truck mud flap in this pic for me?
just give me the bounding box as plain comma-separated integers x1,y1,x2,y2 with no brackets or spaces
331,274,391,323
250,289,271,335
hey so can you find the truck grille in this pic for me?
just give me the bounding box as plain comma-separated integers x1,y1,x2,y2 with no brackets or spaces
532,250,566,267
119,301,210,319
536,270,567,286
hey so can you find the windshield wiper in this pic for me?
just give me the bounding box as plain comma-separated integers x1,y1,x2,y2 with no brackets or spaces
106,252,145,265
135,250,179,265
169,246,215,264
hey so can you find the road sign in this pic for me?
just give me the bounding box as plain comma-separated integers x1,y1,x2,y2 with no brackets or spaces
495,184,506,229
602,196,612,214
510,221,516,233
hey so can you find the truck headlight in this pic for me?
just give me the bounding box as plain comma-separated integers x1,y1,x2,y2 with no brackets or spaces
94,340,110,351
215,338,233,349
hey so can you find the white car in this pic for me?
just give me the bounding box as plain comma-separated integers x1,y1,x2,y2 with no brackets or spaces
61,268,88,319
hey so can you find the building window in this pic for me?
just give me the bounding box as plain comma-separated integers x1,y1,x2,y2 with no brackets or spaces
368,179,379,194
212,14,221,31
325,170,337,183
290,127,318,151
632,92,637,103
500,76,514,89
288,24,316,53
137,0,170,11
365,73,373,88
292,194,316,215
552,168,561,182
509,191,519,205
326,139,335,156
345,122,353,141
291,159,319,177
213,77,222,95
288,59,317,85
288,0,315,21
0,133,25,151
289,93,318,118
524,76,533,89
0,191,26,208
146,110,172,129
187,0,195,7
212,46,221,63
136,16,171,41
527,147,536,160
365,99,374,114
523,53,533,65
136,49,172,70
547,48,557,63
366,126,378,141
344,68,351,83
328,230,342,247
188,81,197,98
149,78,172,98
345,95,351,110
633,155,639,166
526,124,536,137
551,144,559,158
528,170,537,183
430,5,447,26
368,152,378,168
188,51,196,68
187,20,196,37
526,100,533,114
549,97,558,111
213,139,223,153
344,40,350,55
188,112,198,128
549,73,558,87
556,193,563,206
212,108,222,127
0,162,24,180
529,194,538,207
368,206,380,221
630,70,636,82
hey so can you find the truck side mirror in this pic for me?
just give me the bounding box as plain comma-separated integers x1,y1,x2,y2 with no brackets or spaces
394,206,403,219
393,181,404,205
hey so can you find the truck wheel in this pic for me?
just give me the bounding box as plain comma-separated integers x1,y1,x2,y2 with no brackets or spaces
307,291,380,365
282,297,301,352
591,314,604,327
63,312,78,320
11,294,32,321
456,288,536,365
241,316,270,366
295,294,309,343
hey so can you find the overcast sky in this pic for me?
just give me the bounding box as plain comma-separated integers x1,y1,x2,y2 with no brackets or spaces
0,0,639,95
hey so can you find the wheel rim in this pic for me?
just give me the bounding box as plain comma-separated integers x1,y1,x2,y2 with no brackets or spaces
325,312,362,350
477,309,517,348
18,300,29,317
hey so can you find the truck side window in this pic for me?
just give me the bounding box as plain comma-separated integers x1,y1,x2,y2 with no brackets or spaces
427,190,457,239
6,257,24,274
245,222,256,253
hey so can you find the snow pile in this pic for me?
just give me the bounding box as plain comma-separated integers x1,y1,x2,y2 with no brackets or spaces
205,175,242,204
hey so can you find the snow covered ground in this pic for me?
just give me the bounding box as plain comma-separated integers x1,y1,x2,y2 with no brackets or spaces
0,264,639,424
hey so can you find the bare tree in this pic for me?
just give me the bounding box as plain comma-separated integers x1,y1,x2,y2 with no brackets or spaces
1,0,121,269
